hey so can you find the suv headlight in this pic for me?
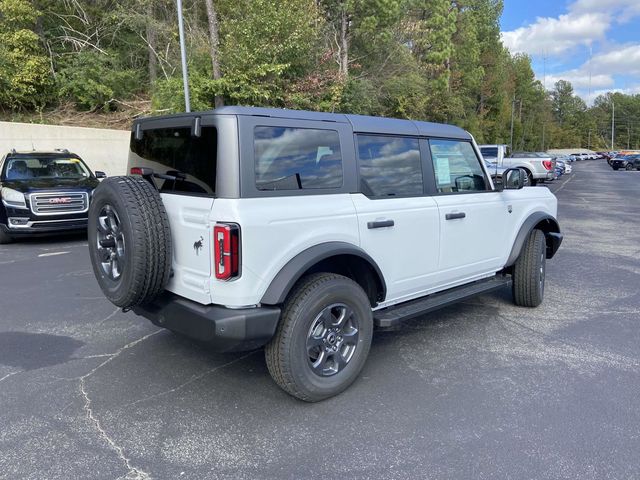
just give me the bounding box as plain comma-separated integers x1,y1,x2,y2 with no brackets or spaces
1,187,27,209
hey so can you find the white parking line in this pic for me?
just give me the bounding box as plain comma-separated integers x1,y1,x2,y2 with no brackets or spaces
38,251,70,257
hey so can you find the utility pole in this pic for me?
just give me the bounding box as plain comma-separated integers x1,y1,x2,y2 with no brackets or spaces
176,0,191,112
611,100,615,150
510,96,516,152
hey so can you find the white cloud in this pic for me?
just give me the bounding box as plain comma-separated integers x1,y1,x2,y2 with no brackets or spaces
544,70,614,90
501,13,609,56
570,0,640,23
590,44,640,75
580,84,640,105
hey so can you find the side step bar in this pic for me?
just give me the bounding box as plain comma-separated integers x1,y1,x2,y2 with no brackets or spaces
373,275,512,328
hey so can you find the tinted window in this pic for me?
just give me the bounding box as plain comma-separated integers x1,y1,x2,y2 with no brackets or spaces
130,127,217,195
254,127,342,190
357,135,422,197
429,139,488,193
480,147,498,158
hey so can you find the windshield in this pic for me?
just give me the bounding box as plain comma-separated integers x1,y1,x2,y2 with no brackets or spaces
2,156,91,180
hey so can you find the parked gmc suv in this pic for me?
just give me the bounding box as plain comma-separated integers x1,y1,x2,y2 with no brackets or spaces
0,150,106,244
88,107,562,401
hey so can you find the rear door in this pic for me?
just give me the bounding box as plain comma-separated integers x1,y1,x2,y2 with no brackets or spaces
352,135,440,305
128,116,224,304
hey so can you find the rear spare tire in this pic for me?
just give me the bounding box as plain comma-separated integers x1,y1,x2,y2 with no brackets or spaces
88,176,172,309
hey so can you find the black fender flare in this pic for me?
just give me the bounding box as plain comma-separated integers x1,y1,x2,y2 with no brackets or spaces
260,242,387,305
505,212,562,267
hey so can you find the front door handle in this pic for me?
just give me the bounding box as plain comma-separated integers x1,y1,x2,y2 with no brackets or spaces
445,212,466,220
367,219,395,229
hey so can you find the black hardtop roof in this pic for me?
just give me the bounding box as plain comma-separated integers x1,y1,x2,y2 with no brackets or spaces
133,106,471,140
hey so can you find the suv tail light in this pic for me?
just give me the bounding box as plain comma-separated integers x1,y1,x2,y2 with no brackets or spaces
542,160,553,170
214,223,240,280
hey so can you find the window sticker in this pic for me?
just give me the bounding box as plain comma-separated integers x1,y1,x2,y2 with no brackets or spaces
436,157,451,185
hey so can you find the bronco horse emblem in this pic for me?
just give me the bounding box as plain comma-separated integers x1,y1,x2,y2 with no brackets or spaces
193,236,204,255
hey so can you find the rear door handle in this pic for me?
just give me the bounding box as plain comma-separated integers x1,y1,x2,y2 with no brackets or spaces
367,220,395,229
445,212,466,220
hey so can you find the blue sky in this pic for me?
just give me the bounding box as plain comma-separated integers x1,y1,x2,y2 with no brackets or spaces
500,0,640,103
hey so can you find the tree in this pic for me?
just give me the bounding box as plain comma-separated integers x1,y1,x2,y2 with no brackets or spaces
0,0,53,110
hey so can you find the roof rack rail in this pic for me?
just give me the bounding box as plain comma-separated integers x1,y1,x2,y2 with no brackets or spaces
54,148,69,153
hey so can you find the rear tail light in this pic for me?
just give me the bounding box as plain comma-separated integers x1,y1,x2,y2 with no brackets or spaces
130,167,153,176
214,223,240,280
542,160,553,170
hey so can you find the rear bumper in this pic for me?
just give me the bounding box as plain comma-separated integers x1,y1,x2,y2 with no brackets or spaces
132,292,281,352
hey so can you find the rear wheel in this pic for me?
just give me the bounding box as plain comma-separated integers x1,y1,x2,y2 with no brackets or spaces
88,176,172,309
625,164,633,171
512,229,546,307
525,170,538,186
265,273,373,402
0,227,13,244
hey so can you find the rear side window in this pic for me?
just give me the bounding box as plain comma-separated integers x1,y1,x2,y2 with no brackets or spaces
429,139,488,193
480,147,498,158
357,135,422,197
130,127,217,195
254,126,343,190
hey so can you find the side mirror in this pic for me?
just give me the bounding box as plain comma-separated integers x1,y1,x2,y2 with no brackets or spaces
503,168,526,190
95,171,107,179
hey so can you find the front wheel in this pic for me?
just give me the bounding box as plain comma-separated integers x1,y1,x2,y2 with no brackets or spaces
265,273,373,402
512,229,546,307
612,166,619,171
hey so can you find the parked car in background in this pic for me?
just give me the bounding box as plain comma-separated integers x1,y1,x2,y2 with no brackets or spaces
479,145,555,186
610,153,640,171
0,150,106,244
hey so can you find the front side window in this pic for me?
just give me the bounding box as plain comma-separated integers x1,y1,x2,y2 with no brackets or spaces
429,139,488,193
254,126,343,190
357,135,422,197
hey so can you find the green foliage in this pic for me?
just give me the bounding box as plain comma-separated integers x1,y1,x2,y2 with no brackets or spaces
0,0,54,109
4,0,637,150
57,50,142,111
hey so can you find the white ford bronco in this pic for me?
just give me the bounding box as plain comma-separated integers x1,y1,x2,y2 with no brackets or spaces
88,107,562,401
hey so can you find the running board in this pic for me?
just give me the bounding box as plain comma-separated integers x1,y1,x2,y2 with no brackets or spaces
373,275,512,328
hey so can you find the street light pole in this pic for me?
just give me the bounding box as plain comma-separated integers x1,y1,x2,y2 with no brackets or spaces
510,95,516,152
176,0,191,112
611,100,615,150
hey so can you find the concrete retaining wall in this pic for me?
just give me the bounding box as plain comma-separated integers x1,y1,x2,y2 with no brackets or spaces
0,122,130,176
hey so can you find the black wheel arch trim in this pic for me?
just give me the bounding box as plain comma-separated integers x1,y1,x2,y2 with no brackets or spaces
506,212,563,267
260,242,387,305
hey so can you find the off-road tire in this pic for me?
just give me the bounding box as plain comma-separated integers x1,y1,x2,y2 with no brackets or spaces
265,273,373,402
612,166,619,171
512,229,546,307
0,227,13,244
88,176,172,308
625,164,633,171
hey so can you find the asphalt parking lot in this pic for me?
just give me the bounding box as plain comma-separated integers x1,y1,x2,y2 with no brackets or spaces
1,160,639,480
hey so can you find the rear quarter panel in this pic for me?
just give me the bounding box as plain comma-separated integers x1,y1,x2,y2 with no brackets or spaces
208,195,359,307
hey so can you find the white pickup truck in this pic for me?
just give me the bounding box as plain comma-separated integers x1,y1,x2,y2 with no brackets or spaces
479,144,555,186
